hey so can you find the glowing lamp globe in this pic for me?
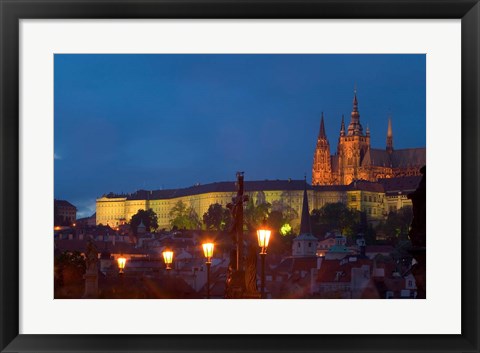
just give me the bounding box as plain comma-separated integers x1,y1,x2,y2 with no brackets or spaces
202,242,214,263
117,256,127,274
163,250,173,270
257,226,271,254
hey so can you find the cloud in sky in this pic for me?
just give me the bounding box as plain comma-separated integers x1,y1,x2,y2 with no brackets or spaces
54,153,62,160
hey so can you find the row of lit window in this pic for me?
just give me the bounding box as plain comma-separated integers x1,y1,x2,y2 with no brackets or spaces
350,195,382,203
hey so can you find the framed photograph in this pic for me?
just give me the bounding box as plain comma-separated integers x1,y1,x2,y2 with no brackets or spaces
1,0,478,352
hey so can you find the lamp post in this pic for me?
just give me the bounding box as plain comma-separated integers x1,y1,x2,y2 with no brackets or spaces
257,221,271,299
117,255,127,294
117,255,127,275
163,250,173,271
202,242,214,299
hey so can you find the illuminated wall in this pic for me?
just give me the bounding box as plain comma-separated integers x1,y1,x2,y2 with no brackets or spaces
96,197,127,227
95,186,390,229
346,190,386,222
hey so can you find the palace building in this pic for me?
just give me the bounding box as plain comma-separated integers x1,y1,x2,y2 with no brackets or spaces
96,177,421,230
95,89,425,231
312,91,425,186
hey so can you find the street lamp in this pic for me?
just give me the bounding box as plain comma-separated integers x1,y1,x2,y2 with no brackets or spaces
117,255,127,275
163,250,173,270
202,242,214,299
257,221,271,299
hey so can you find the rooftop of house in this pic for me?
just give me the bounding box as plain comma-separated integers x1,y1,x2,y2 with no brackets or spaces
99,174,423,201
347,180,385,193
54,239,152,256
274,256,318,274
54,199,77,210
377,175,422,195
316,257,373,283
104,179,314,200
365,245,395,254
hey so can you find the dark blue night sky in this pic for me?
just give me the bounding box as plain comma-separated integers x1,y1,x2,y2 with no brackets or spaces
54,54,426,217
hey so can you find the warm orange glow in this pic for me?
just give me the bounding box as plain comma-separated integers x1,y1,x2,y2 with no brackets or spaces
257,228,271,254
54,226,61,231
72,223,76,227
202,242,214,263
163,250,173,269
117,256,127,273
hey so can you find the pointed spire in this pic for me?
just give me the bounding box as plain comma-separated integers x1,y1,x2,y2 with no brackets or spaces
299,177,312,235
353,89,358,112
387,117,393,137
340,114,345,136
366,124,370,136
319,112,326,139
347,86,363,136
386,116,394,153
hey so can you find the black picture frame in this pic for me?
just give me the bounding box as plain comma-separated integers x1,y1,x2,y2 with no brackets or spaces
1,1,479,352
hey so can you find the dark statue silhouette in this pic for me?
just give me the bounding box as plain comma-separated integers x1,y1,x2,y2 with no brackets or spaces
225,172,260,299
408,165,426,298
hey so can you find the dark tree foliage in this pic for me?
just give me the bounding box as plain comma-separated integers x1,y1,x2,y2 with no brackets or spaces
244,198,271,232
375,206,413,241
130,208,159,234
359,212,377,245
267,210,284,233
271,200,298,227
54,251,86,288
203,203,232,231
310,202,362,238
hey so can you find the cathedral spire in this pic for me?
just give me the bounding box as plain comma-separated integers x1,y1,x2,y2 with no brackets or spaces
353,88,358,112
347,86,363,136
387,117,393,136
340,114,345,137
386,116,394,153
299,177,312,234
319,112,326,139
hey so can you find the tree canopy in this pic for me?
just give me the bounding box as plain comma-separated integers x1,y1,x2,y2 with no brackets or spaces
54,251,86,288
310,202,362,238
203,203,232,231
243,197,271,232
130,208,159,234
169,200,201,230
375,206,413,241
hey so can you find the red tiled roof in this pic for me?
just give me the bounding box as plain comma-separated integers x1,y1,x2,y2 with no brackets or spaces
274,257,317,274
317,258,373,283
54,239,150,255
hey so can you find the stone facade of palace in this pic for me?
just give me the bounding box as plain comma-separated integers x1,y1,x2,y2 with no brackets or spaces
96,177,421,230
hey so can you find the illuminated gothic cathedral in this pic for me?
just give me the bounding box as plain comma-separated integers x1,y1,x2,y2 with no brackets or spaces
312,91,426,186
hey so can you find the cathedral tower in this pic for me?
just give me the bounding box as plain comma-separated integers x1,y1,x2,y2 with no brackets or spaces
336,89,371,184
310,87,425,186
312,113,332,185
